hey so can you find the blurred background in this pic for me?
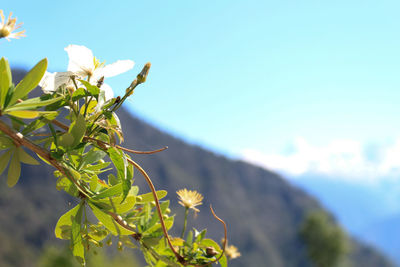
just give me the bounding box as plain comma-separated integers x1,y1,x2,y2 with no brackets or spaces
2,1,400,266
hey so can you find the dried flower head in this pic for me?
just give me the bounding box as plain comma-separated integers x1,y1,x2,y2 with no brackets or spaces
0,10,25,41
176,189,203,212
225,245,241,260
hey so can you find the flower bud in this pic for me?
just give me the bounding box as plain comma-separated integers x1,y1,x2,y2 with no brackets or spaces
96,76,104,88
206,246,218,257
136,62,151,84
117,241,123,251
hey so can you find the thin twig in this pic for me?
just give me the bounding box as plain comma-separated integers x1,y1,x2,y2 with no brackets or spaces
126,157,185,263
115,144,168,155
52,119,168,155
108,210,139,239
209,205,227,263
183,205,227,267
90,136,168,154
52,119,68,131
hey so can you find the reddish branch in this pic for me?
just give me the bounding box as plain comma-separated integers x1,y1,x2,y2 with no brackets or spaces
0,120,89,196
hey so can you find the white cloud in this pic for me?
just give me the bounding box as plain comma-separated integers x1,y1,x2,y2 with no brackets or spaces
241,137,400,181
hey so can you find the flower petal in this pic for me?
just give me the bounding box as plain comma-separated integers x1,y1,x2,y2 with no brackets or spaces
39,71,56,93
39,71,74,93
65,45,94,77
100,60,134,78
100,83,114,100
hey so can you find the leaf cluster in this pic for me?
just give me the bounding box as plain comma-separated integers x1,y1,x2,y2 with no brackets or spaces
0,55,229,267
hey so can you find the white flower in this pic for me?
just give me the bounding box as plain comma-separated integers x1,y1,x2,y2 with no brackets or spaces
39,71,74,93
64,45,134,99
39,45,134,101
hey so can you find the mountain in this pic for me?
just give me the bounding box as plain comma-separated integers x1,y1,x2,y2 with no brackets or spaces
0,69,394,266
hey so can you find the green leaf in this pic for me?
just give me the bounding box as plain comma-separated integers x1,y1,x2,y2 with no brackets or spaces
80,150,106,168
62,164,81,181
6,110,57,119
79,80,100,96
17,147,39,165
56,176,78,197
89,175,100,191
219,254,228,267
71,88,87,101
107,147,126,181
69,114,86,147
45,97,68,111
58,133,75,148
107,147,131,202
160,200,170,213
194,228,207,243
22,114,56,135
130,186,139,196
86,161,110,171
55,203,82,240
126,155,134,180
9,58,48,106
170,237,185,246
121,178,131,203
5,95,64,111
119,235,137,248
147,201,170,229
0,136,14,150
108,173,118,186
92,183,123,200
155,260,168,267
143,217,174,235
89,202,135,236
137,190,167,203
42,111,59,120
186,230,193,245
88,226,109,242
0,57,12,108
71,204,85,266
0,150,12,176
7,110,40,119
110,112,121,128
97,194,136,214
81,100,98,115
7,150,21,187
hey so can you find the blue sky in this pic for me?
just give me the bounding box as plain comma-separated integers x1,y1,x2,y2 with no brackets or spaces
3,1,400,180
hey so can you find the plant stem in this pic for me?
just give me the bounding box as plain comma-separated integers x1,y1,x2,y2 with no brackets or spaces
126,157,185,263
181,207,189,239
0,119,89,196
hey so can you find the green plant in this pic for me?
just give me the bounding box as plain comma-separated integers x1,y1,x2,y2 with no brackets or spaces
0,10,238,266
300,211,350,267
